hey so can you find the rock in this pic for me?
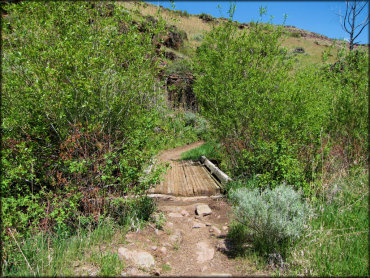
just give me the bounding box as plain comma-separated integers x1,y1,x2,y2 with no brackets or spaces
118,247,155,269
124,267,147,276
210,226,221,235
205,222,212,226
196,241,215,263
169,229,183,244
209,273,232,277
192,221,206,228
159,247,167,255
181,209,189,216
152,267,161,276
168,212,183,218
222,226,228,231
217,215,221,219
293,47,305,54
195,215,201,219
216,240,227,252
201,266,208,272
155,229,160,235
165,222,174,229
196,204,212,216
151,246,158,251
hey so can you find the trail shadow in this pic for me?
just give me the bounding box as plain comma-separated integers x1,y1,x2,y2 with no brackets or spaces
216,234,254,259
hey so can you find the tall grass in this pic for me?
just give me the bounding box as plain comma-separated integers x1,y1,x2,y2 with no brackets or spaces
3,218,126,276
290,167,368,276
180,141,221,161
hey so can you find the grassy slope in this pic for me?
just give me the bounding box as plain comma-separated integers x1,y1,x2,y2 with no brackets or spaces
120,1,360,68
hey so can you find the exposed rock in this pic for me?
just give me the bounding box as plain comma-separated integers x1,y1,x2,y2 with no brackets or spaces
169,229,183,244
196,204,212,216
181,209,190,216
209,226,222,235
159,246,167,255
152,267,161,276
222,226,228,231
205,222,212,226
151,246,158,251
196,241,215,263
118,247,155,269
293,47,305,53
192,221,206,228
168,212,183,218
165,222,174,229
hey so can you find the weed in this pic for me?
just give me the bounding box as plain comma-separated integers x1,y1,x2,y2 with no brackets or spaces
161,263,172,271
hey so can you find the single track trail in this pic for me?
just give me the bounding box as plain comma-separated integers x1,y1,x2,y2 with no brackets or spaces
117,142,269,276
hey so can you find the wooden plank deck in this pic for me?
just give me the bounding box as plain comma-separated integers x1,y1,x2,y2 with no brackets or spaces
149,160,221,196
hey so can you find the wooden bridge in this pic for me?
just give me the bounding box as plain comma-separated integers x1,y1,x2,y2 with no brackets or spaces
148,142,227,197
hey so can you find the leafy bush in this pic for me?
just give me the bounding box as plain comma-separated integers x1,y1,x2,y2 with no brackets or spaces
229,184,311,257
193,10,368,194
199,13,213,22
2,1,167,237
290,168,368,276
289,31,301,38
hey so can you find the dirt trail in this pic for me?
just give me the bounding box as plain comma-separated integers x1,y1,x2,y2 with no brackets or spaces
119,142,268,276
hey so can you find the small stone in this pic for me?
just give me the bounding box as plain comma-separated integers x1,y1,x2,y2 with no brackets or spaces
159,247,167,254
195,215,201,219
118,248,155,268
192,221,206,228
201,266,208,272
196,204,212,216
222,226,228,231
155,229,160,235
217,215,221,219
181,209,189,216
205,222,212,226
169,229,183,243
210,226,221,235
168,212,183,218
151,246,158,251
166,222,174,229
152,267,161,276
196,241,215,263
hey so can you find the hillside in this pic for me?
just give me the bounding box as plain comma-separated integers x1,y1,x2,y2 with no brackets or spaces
2,2,368,277
121,1,365,68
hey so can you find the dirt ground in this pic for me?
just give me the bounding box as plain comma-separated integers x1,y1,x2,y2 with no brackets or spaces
119,142,270,276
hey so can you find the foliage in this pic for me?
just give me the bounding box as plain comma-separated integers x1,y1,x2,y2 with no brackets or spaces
229,184,311,258
2,218,126,276
193,13,368,194
2,1,167,238
180,141,221,161
199,13,214,22
106,196,156,230
289,167,368,276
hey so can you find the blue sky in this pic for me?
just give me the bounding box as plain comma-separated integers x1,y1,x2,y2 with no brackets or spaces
147,1,369,44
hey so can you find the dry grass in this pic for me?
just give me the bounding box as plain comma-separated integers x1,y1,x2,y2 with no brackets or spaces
120,2,212,51
120,1,367,66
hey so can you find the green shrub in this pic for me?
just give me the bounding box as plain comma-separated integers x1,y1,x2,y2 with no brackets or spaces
2,1,167,237
230,184,311,257
289,31,301,38
193,9,368,193
199,13,213,22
